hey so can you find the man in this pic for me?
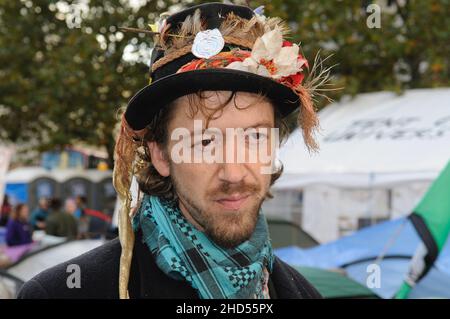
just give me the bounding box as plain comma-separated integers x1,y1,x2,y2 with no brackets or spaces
18,3,322,299
29,197,50,230
45,198,78,239
74,195,87,219
0,194,12,226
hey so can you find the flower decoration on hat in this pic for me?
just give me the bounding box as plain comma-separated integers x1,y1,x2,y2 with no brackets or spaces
177,27,309,93
226,27,308,87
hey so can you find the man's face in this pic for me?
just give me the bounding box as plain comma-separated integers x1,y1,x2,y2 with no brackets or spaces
153,91,276,248
65,199,77,214
19,205,29,220
39,198,48,210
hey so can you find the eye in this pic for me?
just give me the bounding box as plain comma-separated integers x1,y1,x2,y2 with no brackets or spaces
192,136,216,148
202,139,213,147
247,131,268,143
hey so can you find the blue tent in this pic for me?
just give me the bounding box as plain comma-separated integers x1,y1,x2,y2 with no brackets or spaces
275,217,450,298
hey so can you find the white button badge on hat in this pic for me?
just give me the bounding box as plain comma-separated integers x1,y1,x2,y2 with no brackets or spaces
191,28,225,59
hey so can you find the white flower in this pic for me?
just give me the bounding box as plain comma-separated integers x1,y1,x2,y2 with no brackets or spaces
226,27,304,79
227,59,270,77
273,45,301,78
251,27,283,61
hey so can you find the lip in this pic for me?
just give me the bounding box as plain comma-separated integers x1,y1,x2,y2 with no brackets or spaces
215,193,250,210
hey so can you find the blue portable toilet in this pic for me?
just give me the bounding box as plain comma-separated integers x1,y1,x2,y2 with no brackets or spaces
5,167,54,206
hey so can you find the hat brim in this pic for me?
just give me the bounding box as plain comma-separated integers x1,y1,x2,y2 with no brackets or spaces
125,68,300,130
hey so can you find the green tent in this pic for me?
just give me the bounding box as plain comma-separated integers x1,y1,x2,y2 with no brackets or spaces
267,219,318,249
294,266,379,299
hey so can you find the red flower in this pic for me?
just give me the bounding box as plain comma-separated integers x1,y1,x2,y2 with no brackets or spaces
282,40,293,47
280,73,305,88
298,54,309,69
290,73,305,87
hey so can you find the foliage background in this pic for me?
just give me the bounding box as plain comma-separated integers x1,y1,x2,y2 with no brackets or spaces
0,0,448,165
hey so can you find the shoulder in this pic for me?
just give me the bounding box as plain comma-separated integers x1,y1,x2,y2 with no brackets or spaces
271,257,322,299
17,238,121,299
46,213,58,221
64,213,77,222
6,219,18,229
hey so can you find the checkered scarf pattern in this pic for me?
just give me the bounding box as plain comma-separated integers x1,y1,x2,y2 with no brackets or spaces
133,194,274,299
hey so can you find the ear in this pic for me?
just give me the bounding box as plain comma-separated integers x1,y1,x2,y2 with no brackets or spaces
147,141,170,177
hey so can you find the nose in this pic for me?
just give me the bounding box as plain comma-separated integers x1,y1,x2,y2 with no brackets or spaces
217,162,248,184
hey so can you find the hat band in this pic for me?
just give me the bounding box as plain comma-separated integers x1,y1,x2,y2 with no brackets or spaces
176,50,250,72
151,35,254,73
175,49,306,92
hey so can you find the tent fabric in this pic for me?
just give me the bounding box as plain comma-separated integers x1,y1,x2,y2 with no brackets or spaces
274,88,450,189
267,219,318,249
345,259,450,299
275,217,450,298
275,171,439,189
393,161,450,298
5,183,28,205
294,266,378,299
275,217,420,268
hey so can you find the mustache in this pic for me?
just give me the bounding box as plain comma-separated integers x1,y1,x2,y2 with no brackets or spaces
207,181,262,199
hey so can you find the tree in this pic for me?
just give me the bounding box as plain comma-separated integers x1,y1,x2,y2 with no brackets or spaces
0,0,174,165
1,0,449,165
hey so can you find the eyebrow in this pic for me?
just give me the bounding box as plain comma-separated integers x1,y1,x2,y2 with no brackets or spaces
243,121,275,129
174,120,276,139
186,121,275,135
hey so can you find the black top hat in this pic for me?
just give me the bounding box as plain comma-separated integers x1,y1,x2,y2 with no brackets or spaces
124,2,303,131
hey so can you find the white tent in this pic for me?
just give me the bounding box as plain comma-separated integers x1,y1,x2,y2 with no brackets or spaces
263,88,450,242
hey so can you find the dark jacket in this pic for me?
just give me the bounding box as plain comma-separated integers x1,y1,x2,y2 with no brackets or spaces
45,211,78,239
5,219,33,246
17,232,322,299
29,207,49,230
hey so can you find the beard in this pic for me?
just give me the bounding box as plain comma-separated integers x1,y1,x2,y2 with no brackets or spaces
171,174,269,249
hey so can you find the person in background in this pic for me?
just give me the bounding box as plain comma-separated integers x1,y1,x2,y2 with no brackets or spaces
45,198,78,239
29,197,50,230
0,195,12,226
75,195,112,239
74,195,87,219
5,203,33,246
66,198,89,239
64,198,78,217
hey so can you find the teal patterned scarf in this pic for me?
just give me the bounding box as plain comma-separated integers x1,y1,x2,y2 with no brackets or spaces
133,194,274,299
